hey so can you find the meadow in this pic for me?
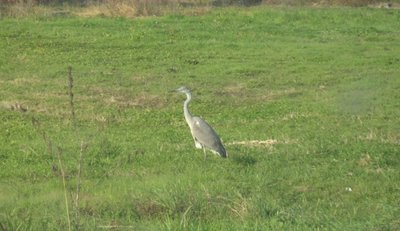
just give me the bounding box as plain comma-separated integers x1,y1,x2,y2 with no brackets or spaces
0,5,399,230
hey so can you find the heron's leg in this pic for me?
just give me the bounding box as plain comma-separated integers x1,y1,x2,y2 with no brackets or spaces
203,148,207,160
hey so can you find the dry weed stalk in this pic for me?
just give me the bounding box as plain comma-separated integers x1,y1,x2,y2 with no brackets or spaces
31,66,90,230
31,118,72,230
56,147,72,231
67,66,76,126
32,117,57,172
74,141,88,231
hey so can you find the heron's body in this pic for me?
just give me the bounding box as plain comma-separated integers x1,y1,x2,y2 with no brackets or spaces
177,86,227,158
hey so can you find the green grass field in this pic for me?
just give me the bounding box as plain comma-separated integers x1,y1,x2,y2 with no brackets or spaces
1,6,399,230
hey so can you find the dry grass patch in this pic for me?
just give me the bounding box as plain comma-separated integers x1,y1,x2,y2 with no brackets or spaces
294,185,310,193
74,0,207,18
219,86,302,104
227,139,295,147
2,0,399,18
133,199,167,219
104,91,168,109
281,111,315,121
75,1,137,18
357,153,372,167
1,101,28,112
229,194,250,220
360,130,400,145
257,88,302,101
222,83,248,97
0,1,52,17
130,92,168,108
9,77,41,85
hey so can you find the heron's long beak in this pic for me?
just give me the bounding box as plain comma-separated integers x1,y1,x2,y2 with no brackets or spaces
173,86,190,93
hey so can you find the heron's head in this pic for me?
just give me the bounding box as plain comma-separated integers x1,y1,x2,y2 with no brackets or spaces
176,86,191,94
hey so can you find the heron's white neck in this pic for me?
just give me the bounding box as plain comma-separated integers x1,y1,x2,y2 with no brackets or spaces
183,92,193,126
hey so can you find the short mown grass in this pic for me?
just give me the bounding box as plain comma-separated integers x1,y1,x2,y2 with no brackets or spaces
1,6,399,230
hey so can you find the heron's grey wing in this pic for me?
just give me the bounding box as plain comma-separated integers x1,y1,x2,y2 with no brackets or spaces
191,117,227,157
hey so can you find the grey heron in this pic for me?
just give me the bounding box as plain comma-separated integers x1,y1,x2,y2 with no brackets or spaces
176,86,227,158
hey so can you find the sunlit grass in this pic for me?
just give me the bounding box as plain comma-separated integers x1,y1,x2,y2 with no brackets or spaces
1,5,399,230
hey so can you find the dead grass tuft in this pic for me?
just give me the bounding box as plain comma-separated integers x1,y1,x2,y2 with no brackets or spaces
358,153,372,167
229,194,249,219
1,101,28,112
294,185,310,193
133,199,166,218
